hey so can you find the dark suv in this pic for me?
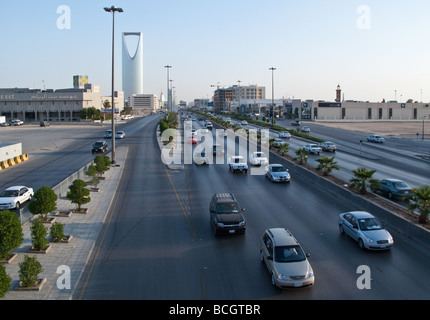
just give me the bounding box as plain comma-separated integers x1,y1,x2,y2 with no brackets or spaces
92,141,108,154
209,193,246,235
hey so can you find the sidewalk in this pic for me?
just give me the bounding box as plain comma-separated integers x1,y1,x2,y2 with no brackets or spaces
1,146,128,300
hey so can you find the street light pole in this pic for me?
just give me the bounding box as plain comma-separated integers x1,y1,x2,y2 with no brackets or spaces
165,65,172,112
423,116,426,141
104,5,123,165
269,67,276,124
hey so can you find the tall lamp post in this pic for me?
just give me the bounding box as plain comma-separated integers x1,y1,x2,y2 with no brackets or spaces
104,5,123,165
269,67,276,124
165,65,172,112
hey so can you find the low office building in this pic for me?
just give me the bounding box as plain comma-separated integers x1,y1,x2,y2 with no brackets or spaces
0,83,103,122
129,94,159,114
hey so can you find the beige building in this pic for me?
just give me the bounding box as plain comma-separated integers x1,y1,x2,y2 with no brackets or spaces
130,94,159,114
0,83,103,122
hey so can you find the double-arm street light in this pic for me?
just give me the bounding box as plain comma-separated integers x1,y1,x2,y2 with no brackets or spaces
104,5,123,165
269,67,276,124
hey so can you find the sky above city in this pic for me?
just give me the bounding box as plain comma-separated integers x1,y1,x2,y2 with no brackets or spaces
1,0,429,104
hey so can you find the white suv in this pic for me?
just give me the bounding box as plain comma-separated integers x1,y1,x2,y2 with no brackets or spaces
260,228,314,288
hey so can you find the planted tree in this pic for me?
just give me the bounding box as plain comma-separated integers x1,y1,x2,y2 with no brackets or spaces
0,210,23,261
30,219,49,251
408,185,430,224
315,155,340,176
66,179,91,212
278,143,289,156
94,155,109,178
0,264,11,297
86,164,100,188
28,186,58,221
294,148,309,165
349,167,380,194
50,221,66,242
19,255,43,288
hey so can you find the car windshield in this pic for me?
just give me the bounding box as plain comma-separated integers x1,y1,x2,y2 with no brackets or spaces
255,153,264,157
392,181,408,188
274,245,306,263
216,203,239,213
358,218,383,231
94,142,104,147
0,190,19,197
233,157,245,163
272,166,287,172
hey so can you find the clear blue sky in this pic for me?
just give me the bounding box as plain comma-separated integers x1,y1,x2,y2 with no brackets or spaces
1,0,429,104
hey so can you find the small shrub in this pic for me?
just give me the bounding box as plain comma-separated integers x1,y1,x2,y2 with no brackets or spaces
30,219,49,251
28,186,57,221
0,264,11,297
19,255,43,288
66,179,91,211
50,222,65,242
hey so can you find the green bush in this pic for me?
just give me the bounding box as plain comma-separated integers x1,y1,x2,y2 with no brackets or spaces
0,263,11,297
31,219,49,251
28,186,58,221
66,179,91,211
19,255,43,288
50,222,65,242
0,210,23,260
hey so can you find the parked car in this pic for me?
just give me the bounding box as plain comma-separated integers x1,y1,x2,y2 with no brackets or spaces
115,131,125,139
0,186,34,210
279,131,291,139
265,164,291,183
377,179,412,200
300,126,310,133
39,121,50,127
272,139,287,148
338,211,394,250
11,119,23,126
92,141,108,154
319,141,337,152
260,228,314,288
303,144,322,154
367,135,385,143
0,122,10,127
249,151,268,166
209,192,246,235
228,155,248,173
104,130,112,139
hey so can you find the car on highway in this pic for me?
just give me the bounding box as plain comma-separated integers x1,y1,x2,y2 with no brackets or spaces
367,135,385,143
104,130,112,139
205,122,213,130
338,211,394,250
0,186,34,210
228,155,248,173
300,126,310,133
209,192,246,235
272,139,287,148
39,121,50,127
265,164,291,183
212,144,224,155
11,119,24,126
0,121,10,127
279,131,291,139
319,141,337,152
188,136,197,144
303,144,322,154
92,141,108,154
115,131,125,139
291,120,300,126
376,179,412,200
249,151,268,166
260,228,314,288
241,120,248,125
195,150,210,165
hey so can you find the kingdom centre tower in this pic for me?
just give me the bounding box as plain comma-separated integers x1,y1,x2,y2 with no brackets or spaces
122,32,144,102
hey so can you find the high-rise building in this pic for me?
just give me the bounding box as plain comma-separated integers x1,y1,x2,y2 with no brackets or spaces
122,32,144,102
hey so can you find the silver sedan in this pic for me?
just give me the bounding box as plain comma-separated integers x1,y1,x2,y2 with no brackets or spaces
338,211,393,250
265,164,291,183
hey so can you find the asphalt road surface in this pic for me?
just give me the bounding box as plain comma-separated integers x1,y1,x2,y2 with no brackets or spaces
73,116,430,300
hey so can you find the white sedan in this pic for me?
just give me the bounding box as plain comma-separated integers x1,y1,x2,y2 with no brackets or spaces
0,186,34,210
279,131,291,139
115,131,125,139
249,151,268,166
303,144,322,155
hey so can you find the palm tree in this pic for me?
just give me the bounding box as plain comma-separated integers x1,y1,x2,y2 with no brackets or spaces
315,155,339,176
408,185,430,224
278,143,289,156
349,167,380,194
294,148,309,165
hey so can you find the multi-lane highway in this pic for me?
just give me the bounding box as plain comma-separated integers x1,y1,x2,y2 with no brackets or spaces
1,114,429,300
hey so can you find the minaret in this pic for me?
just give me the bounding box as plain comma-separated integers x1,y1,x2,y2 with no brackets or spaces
336,84,341,103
